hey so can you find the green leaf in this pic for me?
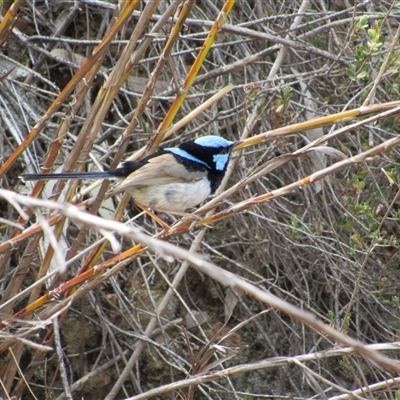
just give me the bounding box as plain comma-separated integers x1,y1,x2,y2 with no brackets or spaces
367,29,377,40
356,71,368,79
359,15,369,28
346,68,355,78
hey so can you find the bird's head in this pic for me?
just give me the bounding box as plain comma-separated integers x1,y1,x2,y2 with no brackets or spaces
167,135,238,173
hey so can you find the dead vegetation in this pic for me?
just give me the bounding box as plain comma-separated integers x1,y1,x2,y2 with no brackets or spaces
1,0,400,399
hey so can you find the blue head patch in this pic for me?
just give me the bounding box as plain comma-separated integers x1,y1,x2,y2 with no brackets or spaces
194,135,234,148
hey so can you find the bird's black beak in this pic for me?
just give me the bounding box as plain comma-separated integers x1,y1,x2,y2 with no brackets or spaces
232,140,243,150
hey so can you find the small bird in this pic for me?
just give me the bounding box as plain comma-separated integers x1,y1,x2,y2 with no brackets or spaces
21,135,239,213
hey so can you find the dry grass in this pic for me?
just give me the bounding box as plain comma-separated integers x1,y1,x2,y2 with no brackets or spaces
1,1,400,399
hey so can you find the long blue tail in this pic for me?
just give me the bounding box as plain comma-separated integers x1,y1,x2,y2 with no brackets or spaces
21,160,146,181
20,170,115,181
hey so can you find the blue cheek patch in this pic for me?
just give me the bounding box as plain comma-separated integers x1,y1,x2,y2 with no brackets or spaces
213,153,229,171
166,148,210,169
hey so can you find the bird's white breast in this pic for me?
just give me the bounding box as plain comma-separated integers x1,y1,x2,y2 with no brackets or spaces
130,177,211,212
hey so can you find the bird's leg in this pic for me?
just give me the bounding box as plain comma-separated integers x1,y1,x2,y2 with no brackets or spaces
136,204,170,230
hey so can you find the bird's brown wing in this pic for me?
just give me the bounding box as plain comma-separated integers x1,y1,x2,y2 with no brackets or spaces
107,153,206,196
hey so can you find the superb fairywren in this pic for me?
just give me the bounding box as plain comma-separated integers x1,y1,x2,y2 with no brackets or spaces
21,135,239,212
